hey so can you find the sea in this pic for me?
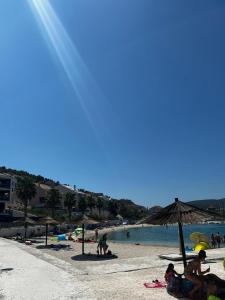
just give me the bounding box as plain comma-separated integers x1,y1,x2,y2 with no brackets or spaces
108,224,225,247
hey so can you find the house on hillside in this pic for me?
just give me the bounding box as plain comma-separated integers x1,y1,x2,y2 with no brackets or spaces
29,183,78,210
0,173,17,212
207,205,217,212
0,174,79,213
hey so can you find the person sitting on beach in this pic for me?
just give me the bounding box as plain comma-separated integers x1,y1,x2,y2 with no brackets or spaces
165,263,181,283
184,250,210,298
165,263,182,292
67,233,74,241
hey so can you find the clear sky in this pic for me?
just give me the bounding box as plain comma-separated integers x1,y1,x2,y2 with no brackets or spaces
1,0,225,207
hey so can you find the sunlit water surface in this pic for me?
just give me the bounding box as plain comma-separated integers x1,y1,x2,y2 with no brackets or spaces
108,224,225,247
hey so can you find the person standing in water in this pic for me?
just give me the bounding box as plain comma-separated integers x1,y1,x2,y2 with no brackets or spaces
216,232,221,248
211,233,216,248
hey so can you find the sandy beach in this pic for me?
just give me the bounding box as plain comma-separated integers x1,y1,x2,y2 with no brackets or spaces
1,225,225,299
31,241,224,299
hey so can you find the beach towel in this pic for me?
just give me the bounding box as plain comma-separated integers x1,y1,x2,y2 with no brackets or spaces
144,281,167,288
57,234,66,241
77,238,95,243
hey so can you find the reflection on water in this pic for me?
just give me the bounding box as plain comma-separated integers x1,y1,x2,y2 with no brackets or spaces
108,224,225,247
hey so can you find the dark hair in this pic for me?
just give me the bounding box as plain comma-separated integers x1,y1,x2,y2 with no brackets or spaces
198,250,206,259
166,263,174,273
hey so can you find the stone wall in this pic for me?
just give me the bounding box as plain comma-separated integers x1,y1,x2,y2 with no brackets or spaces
0,225,46,238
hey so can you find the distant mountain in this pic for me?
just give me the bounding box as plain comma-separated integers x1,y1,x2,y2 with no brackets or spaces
187,199,225,210
148,199,225,215
148,205,162,215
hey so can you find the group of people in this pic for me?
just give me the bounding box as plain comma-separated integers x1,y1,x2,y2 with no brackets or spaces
165,250,223,299
211,232,224,248
95,230,112,256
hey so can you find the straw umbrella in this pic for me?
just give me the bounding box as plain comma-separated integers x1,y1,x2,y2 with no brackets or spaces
13,217,37,239
73,215,98,255
142,197,224,268
13,217,37,225
39,216,59,246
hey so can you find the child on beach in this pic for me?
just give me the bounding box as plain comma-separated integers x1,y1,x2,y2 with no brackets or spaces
165,263,181,285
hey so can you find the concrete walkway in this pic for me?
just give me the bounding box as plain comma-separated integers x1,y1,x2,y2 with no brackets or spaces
0,238,93,299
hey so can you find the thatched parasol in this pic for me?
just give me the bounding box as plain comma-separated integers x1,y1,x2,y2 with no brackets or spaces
73,215,98,255
13,217,37,225
142,198,225,268
38,216,59,246
13,217,37,238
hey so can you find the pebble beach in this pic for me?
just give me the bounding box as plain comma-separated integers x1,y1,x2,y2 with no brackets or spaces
0,225,225,299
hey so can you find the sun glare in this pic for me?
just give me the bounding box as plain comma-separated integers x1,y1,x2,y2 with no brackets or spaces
27,0,107,138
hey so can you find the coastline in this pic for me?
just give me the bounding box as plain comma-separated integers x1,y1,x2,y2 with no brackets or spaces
85,224,178,248
85,223,153,240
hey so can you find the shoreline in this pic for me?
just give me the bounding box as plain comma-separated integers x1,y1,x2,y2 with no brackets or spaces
84,224,180,248
108,240,179,248
84,223,152,239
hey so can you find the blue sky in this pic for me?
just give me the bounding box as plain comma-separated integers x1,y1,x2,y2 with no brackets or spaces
1,0,225,207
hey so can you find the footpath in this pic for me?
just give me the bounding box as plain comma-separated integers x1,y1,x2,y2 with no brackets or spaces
0,238,93,299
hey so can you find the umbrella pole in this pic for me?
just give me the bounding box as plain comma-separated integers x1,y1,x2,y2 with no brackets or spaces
24,222,27,240
45,224,48,246
82,223,85,255
178,220,187,268
175,198,187,268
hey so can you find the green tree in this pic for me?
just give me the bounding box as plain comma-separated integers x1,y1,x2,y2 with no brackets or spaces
36,175,44,183
47,188,61,218
118,203,129,218
64,192,76,222
87,196,96,214
96,198,104,216
16,177,36,238
107,200,118,217
78,196,87,214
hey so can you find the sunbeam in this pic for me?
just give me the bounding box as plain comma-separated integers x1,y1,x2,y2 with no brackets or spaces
27,0,108,140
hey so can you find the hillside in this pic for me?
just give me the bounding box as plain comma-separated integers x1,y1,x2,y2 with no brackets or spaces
187,198,225,211
0,166,148,221
147,199,225,217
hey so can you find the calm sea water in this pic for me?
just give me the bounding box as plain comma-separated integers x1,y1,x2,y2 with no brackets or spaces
108,224,225,247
